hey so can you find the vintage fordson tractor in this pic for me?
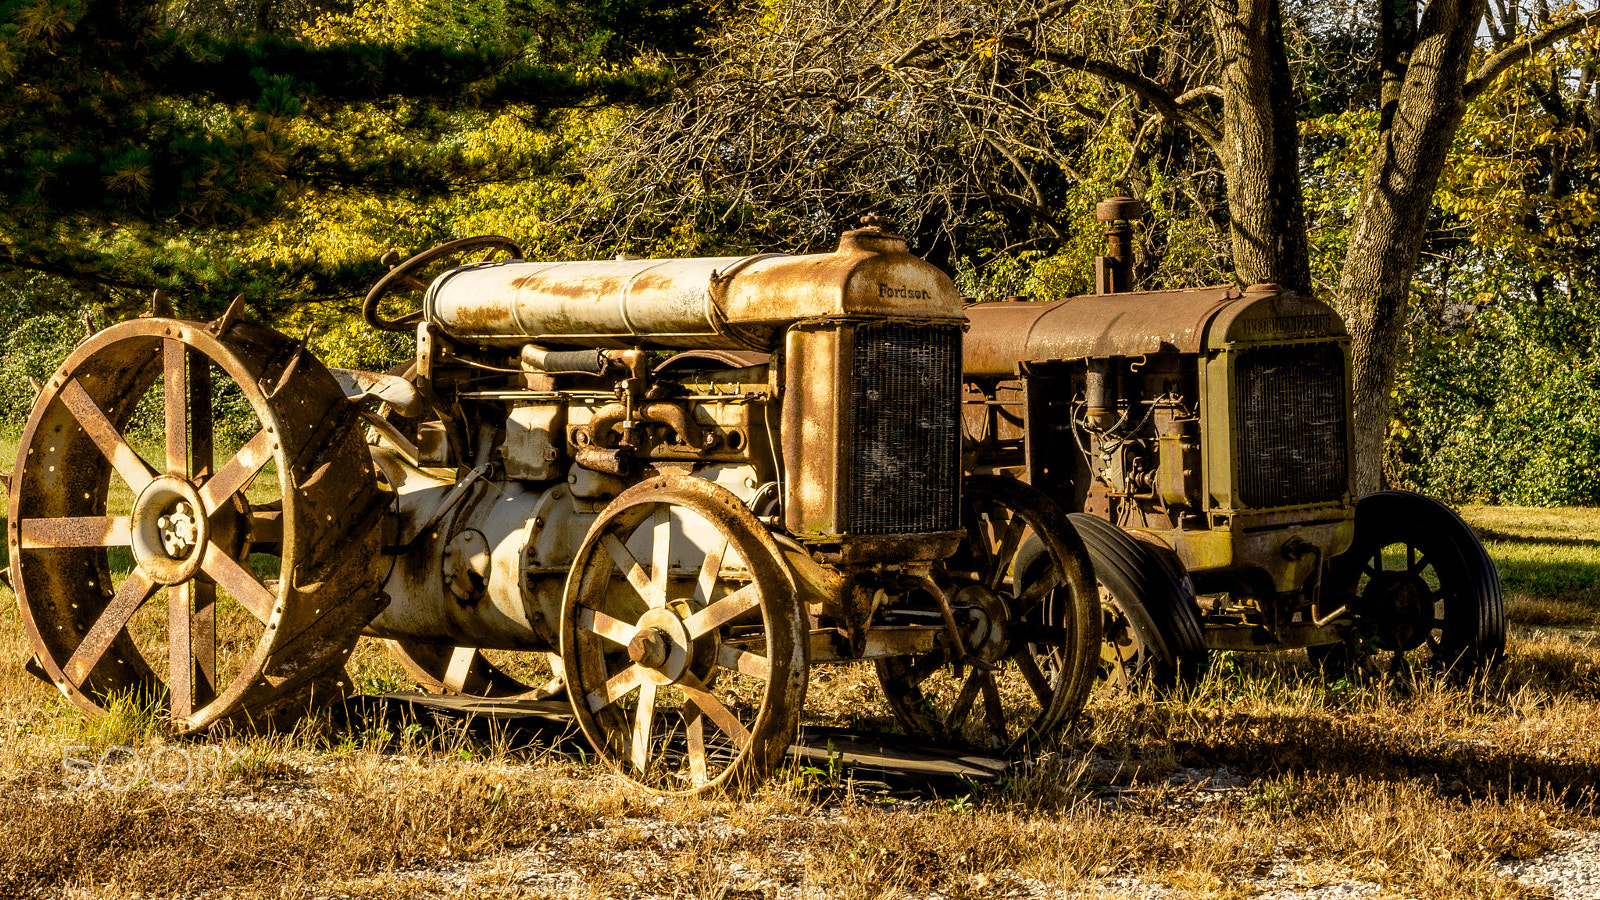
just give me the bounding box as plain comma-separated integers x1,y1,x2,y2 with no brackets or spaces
8,220,1102,794
960,199,1505,681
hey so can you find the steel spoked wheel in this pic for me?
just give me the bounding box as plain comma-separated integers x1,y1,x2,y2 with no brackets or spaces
9,317,386,731
877,476,1099,754
1317,491,1505,678
1066,514,1207,691
560,473,806,795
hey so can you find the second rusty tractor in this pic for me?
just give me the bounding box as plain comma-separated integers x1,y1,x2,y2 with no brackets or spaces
961,198,1505,683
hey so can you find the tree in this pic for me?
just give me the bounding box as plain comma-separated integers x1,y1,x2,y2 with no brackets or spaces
587,0,1600,495
0,0,696,319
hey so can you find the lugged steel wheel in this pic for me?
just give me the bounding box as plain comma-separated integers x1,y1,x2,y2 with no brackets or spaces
1065,513,1208,690
1315,490,1505,677
9,316,387,731
877,476,1099,753
559,473,806,796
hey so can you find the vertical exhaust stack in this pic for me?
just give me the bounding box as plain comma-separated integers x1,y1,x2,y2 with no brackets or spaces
1094,196,1146,294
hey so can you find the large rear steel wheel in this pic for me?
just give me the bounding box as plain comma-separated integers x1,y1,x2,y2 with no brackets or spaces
560,473,806,795
1316,491,1505,677
877,476,1099,754
9,317,387,731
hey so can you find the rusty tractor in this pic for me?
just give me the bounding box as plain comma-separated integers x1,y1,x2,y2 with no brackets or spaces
9,220,1104,794
959,198,1505,682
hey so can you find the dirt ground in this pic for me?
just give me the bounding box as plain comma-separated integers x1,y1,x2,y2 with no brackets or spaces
1,505,1598,899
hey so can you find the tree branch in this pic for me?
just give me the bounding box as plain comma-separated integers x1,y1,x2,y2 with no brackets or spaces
1011,41,1224,150
1464,10,1600,100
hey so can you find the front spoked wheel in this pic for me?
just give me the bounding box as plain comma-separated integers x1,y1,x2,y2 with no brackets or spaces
877,476,1099,754
559,474,806,795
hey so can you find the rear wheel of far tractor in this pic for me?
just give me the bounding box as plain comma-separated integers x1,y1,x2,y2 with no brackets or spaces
1314,491,1505,678
1064,514,1208,690
9,316,387,732
559,473,807,796
876,476,1100,754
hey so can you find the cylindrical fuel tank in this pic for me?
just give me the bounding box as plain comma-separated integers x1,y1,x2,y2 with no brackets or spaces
423,227,963,349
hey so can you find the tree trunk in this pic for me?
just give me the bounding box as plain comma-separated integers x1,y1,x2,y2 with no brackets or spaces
1336,0,1486,496
1207,0,1311,293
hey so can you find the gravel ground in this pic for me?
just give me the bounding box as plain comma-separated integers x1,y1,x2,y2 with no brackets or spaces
1496,829,1600,900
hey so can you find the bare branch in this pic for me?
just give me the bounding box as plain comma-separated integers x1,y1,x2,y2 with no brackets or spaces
1465,9,1600,100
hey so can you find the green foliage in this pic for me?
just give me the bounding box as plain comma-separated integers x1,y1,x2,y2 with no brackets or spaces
0,0,691,318
0,290,84,430
1388,286,1600,506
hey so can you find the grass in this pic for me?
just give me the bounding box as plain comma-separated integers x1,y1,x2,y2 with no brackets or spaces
1,415,1598,900
1460,504,1600,627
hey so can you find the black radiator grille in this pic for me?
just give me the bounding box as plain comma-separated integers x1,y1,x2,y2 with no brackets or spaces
848,323,961,535
1233,343,1349,508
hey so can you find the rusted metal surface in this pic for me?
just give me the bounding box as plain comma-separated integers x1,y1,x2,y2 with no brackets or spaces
963,288,1242,376
10,316,387,732
423,225,962,349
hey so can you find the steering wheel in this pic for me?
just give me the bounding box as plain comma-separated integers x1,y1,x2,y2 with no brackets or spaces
362,235,523,332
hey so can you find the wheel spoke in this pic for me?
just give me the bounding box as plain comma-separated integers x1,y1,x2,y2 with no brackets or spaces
683,583,760,639
602,534,654,605
168,580,216,719
695,537,729,607
947,670,983,735
192,580,217,708
899,652,949,688
1015,565,1060,608
585,664,644,713
19,515,132,548
189,348,214,481
686,709,709,786
630,681,657,774
62,569,157,684
1014,651,1053,706
247,510,283,544
163,339,188,476
442,647,484,694
678,672,750,749
986,516,1026,591
577,606,639,647
715,644,771,679
649,506,671,610
199,542,275,622
60,379,156,494
979,672,1009,744
963,509,994,579
198,429,273,513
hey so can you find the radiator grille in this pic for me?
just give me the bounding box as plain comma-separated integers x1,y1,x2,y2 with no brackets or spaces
1233,343,1349,508
847,323,961,535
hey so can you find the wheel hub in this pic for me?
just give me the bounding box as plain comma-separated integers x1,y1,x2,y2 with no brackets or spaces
955,583,1010,664
631,607,694,685
130,475,210,584
1360,571,1434,651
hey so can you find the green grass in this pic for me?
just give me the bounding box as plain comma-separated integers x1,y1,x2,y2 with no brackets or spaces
1459,504,1600,626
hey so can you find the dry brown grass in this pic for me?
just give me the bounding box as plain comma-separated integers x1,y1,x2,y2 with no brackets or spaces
0,504,1597,898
